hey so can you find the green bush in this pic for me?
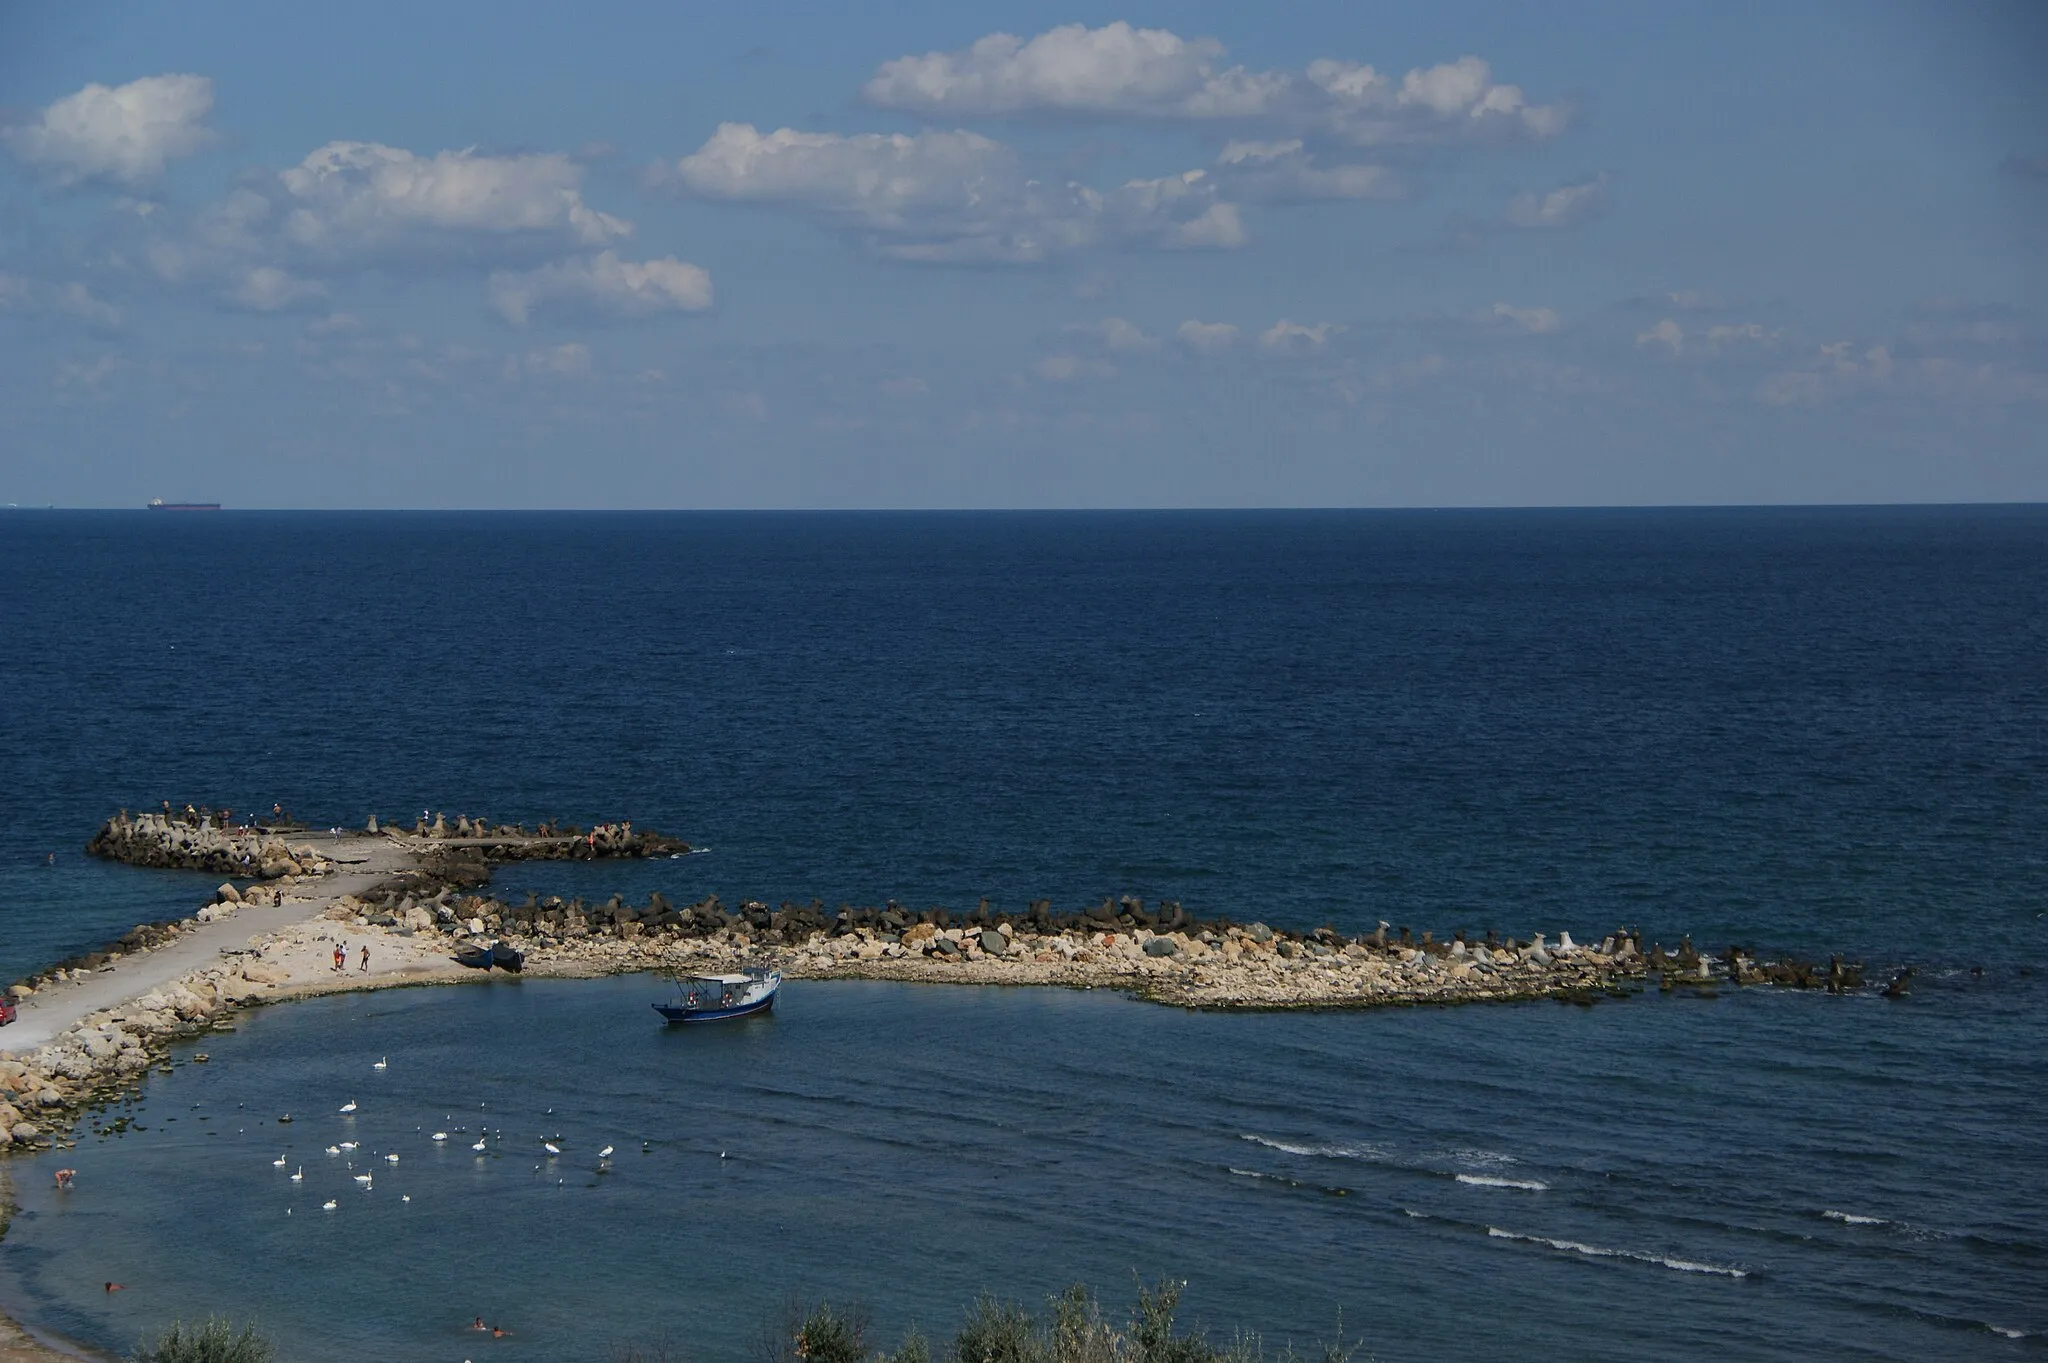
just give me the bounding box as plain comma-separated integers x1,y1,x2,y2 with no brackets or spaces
128,1317,275,1363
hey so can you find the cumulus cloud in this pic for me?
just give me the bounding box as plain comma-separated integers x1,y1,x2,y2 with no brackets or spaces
1032,353,1117,381
0,274,126,331
506,341,595,380
862,24,1567,147
488,251,713,325
1635,317,1781,357
667,122,1244,263
225,265,327,312
1176,319,1239,352
1212,140,1396,202
2,74,216,188
1258,319,1343,352
1634,318,1684,354
1068,317,1158,350
276,142,630,261
1491,302,1560,334
1506,173,1609,229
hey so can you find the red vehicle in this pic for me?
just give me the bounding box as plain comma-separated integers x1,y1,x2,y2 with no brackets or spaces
0,997,15,1027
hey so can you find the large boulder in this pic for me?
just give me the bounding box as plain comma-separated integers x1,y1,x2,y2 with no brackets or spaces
1143,937,1182,958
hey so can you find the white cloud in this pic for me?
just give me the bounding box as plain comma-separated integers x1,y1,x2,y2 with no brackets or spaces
1032,353,1117,381
1634,318,1684,355
506,341,595,380
1176,319,1239,352
488,251,713,325
0,274,125,331
277,142,631,261
226,265,326,312
2,74,215,188
1069,317,1158,350
1635,318,1781,357
668,122,1244,263
1491,302,1560,334
1704,321,1781,349
1506,173,1609,229
862,24,1567,147
1258,319,1343,352
1213,140,1396,202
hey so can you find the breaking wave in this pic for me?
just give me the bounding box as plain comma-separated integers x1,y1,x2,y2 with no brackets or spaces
1455,1174,1549,1191
1487,1227,1749,1278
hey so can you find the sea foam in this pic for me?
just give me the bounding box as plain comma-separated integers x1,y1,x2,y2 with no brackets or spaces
1487,1227,1748,1278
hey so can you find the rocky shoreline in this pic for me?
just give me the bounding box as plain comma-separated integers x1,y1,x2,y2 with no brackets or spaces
0,812,1899,1161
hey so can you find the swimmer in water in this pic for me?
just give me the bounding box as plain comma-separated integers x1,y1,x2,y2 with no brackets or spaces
104,1282,125,1293
472,1317,488,1331
53,1169,76,1189
492,1327,510,1338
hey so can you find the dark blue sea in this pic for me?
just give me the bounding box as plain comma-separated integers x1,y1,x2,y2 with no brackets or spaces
0,509,2044,1360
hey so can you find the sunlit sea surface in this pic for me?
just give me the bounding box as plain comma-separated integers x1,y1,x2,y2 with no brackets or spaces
1,509,2044,1360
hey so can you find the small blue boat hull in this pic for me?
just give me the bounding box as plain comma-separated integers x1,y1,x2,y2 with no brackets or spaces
653,993,775,1024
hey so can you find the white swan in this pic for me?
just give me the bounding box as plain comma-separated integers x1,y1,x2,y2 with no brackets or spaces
431,1132,448,1142
322,1199,337,1211
290,1167,303,1182
338,1141,357,1151
598,1145,613,1159
272,1155,286,1168
385,1153,400,1163
401,1194,411,1203
325,1145,341,1156
543,1142,561,1156
354,1172,373,1186
339,1100,357,1114
472,1138,487,1152
372,1057,387,1070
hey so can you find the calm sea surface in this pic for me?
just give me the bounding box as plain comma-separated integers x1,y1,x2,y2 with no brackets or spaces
0,509,2044,1359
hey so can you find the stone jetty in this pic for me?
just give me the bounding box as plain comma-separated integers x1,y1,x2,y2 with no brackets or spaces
0,810,1901,1158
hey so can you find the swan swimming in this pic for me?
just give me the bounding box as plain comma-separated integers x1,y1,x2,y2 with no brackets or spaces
290,1168,303,1182
543,1142,561,1156
321,1200,337,1211
339,1100,357,1114
271,1155,287,1168
385,1153,400,1163
472,1138,487,1152
598,1145,614,1159
431,1132,448,1142
338,1141,357,1151
372,1057,387,1070
354,1173,373,1186
325,1145,341,1156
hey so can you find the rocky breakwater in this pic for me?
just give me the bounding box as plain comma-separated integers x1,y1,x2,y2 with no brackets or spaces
88,810,336,879
332,886,1657,1009
0,977,229,1151
375,810,690,862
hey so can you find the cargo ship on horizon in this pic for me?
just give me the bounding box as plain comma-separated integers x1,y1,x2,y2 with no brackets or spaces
146,499,222,511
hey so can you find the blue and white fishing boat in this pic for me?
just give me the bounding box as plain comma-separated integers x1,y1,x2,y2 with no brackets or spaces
654,968,780,1024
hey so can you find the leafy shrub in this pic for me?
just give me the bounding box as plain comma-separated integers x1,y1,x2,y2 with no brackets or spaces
128,1317,275,1363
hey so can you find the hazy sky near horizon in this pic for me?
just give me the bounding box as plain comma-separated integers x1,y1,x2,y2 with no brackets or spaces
2,1,2044,509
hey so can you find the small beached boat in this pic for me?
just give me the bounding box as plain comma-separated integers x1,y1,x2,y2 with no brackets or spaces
452,941,525,972
654,969,779,1024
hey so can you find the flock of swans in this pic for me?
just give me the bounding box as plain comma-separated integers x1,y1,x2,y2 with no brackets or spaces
269,1055,641,1217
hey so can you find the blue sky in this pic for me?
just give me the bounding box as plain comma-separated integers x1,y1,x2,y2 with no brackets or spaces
1,0,2043,508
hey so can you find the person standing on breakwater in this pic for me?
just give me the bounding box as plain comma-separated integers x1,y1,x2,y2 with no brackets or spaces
359,944,370,973
333,943,345,973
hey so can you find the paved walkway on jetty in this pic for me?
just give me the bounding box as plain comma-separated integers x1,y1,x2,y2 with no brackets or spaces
1,832,412,1053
